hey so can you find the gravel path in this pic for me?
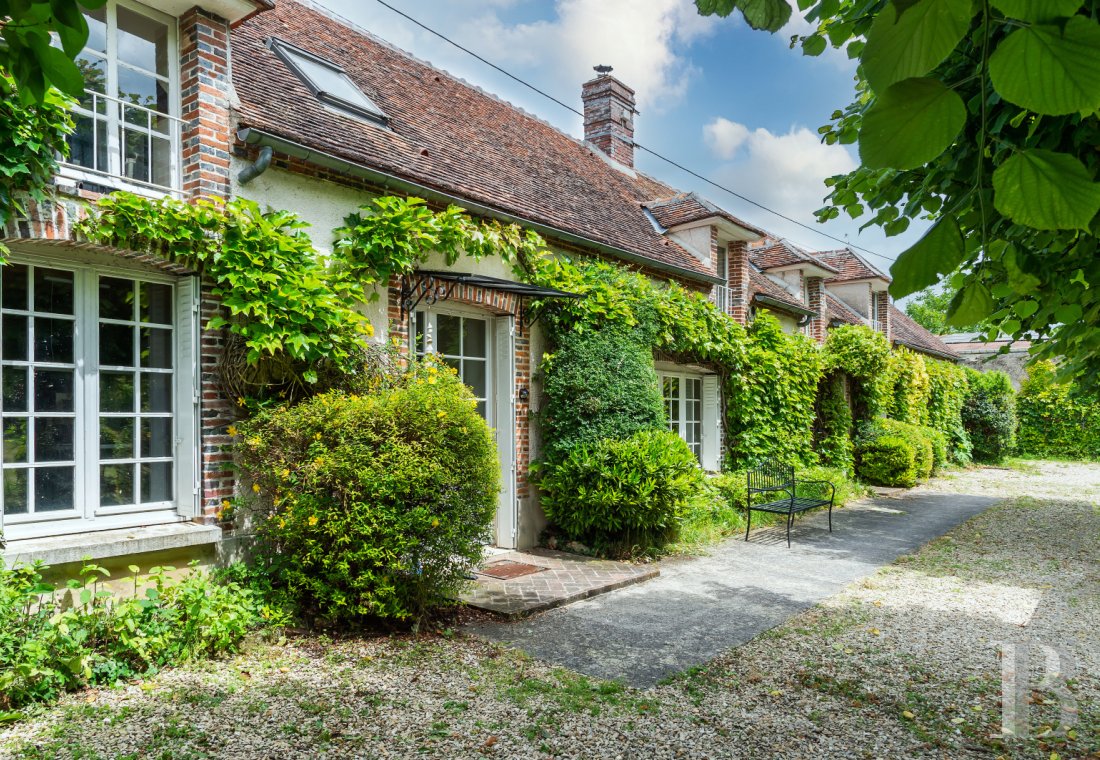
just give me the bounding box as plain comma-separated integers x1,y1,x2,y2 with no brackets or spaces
3,461,1098,759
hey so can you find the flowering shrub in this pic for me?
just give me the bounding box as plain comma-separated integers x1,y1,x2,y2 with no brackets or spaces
237,359,498,626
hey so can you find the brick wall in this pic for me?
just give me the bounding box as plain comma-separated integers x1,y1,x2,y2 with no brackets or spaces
581,74,636,168
805,276,827,343
179,8,232,200
874,290,891,342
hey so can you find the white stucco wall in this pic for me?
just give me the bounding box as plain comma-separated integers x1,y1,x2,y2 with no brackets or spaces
829,281,871,318
667,225,712,268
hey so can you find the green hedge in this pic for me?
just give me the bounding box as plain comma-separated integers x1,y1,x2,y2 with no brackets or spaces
854,418,943,486
961,369,1016,464
237,359,499,626
1017,361,1100,460
534,429,705,550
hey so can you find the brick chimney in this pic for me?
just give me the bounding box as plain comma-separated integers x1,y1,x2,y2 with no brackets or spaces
582,67,635,168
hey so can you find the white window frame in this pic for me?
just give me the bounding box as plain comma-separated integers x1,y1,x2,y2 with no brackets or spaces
0,250,198,541
57,0,184,198
661,371,703,461
659,369,721,471
411,307,493,425
268,37,389,127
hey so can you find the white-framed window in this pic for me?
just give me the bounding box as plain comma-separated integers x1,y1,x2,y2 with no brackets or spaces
60,0,183,196
413,311,490,420
268,37,389,127
0,254,198,540
659,370,721,470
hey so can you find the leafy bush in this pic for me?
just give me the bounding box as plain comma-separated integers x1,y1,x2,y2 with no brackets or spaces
237,359,498,626
822,325,893,422
962,369,1017,464
1017,361,1100,461
925,358,972,464
856,435,918,487
534,429,705,549
0,561,259,711
888,348,931,425
815,373,854,472
538,325,664,461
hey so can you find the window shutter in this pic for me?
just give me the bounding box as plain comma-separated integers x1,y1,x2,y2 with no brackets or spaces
174,276,201,518
700,374,721,471
492,316,516,547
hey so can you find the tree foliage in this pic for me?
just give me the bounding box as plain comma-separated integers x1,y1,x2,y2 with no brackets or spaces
696,0,1100,389
0,0,107,103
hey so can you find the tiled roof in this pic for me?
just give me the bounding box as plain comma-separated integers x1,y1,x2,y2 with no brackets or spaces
231,0,756,281
643,192,765,235
750,270,813,316
818,248,891,283
750,240,839,274
890,305,958,360
825,293,864,326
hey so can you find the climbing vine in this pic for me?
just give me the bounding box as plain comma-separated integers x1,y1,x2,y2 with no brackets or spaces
0,72,73,257
75,192,543,404
822,325,893,422
888,347,931,425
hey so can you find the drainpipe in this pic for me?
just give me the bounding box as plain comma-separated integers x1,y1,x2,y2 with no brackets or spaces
237,145,273,185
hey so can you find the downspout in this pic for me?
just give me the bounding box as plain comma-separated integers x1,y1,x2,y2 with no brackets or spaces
237,145,273,185
234,127,724,286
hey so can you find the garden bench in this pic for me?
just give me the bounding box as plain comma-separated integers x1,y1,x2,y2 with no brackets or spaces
744,460,835,548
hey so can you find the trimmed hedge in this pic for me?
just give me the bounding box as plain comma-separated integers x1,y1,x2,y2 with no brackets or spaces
1017,360,1100,461
961,369,1016,464
854,418,943,486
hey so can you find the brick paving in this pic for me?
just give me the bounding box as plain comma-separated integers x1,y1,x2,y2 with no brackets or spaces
460,548,659,618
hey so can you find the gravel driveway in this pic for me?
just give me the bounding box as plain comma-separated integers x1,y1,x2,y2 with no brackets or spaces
2,461,1098,759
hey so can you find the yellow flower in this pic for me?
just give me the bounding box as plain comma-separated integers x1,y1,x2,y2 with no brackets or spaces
314,432,322,441
314,456,325,467
427,377,437,385
221,499,232,510
437,410,447,419
280,468,291,478
308,515,319,527
236,397,246,407
251,483,261,494
226,425,238,437
431,518,440,528
248,436,261,447
277,518,286,529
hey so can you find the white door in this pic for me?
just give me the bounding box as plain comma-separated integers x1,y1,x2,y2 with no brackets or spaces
412,309,516,547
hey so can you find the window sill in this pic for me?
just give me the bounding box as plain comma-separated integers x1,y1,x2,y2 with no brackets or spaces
1,522,222,567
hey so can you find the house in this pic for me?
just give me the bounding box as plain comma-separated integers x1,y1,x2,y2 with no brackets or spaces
0,0,955,567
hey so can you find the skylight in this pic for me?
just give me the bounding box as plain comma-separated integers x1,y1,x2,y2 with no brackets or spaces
268,38,388,126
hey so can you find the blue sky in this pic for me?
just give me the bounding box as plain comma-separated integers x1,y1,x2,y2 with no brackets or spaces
317,0,925,270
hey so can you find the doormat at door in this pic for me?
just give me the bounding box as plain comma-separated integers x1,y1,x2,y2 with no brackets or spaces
477,561,548,580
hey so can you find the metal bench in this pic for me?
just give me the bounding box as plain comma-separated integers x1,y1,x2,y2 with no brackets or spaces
744,460,835,547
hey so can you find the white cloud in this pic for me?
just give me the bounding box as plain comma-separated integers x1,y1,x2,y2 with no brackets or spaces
703,117,750,160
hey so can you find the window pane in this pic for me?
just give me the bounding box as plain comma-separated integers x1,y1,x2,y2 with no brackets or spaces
151,136,173,188
100,324,134,366
414,311,426,354
139,282,172,325
84,6,107,54
463,359,486,400
35,418,74,462
3,315,28,361
100,277,135,321
140,372,171,413
3,368,27,412
34,318,73,363
463,318,486,358
436,314,461,355
35,466,74,511
100,417,134,459
76,52,107,109
34,268,74,315
101,464,135,506
280,48,383,119
34,369,75,412
140,328,172,368
2,264,28,310
140,461,172,503
122,128,150,183
3,469,27,515
101,371,135,412
118,67,164,118
117,5,170,78
141,417,172,458
67,114,99,171
3,418,27,463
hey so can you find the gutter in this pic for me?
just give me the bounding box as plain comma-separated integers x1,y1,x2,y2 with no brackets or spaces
235,127,723,286
753,293,816,317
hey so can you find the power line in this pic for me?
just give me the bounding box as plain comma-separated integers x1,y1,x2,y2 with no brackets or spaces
370,0,895,266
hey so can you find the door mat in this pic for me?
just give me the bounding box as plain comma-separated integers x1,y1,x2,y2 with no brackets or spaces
477,561,548,581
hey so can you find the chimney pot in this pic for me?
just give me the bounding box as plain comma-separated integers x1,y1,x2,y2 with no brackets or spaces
582,70,635,169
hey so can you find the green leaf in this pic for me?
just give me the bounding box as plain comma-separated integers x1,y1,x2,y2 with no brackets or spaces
1055,303,1083,322
694,0,737,16
859,78,965,170
33,43,85,97
888,217,965,298
946,282,994,328
735,0,793,31
990,0,1082,22
861,0,975,93
802,34,827,56
989,18,1100,116
992,149,1100,230
1013,299,1038,318
1001,319,1021,334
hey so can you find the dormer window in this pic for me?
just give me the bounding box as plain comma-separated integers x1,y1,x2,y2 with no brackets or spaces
60,0,181,196
268,38,388,127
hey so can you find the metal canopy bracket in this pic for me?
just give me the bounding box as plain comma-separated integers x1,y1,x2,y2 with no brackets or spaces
400,270,582,331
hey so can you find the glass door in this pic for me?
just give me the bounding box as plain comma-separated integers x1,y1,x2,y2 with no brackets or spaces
2,264,82,526
414,311,490,421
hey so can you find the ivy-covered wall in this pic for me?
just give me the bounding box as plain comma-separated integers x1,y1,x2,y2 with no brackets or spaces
1017,361,1100,461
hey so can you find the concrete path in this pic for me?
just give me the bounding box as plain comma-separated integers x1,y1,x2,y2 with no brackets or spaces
469,490,999,687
